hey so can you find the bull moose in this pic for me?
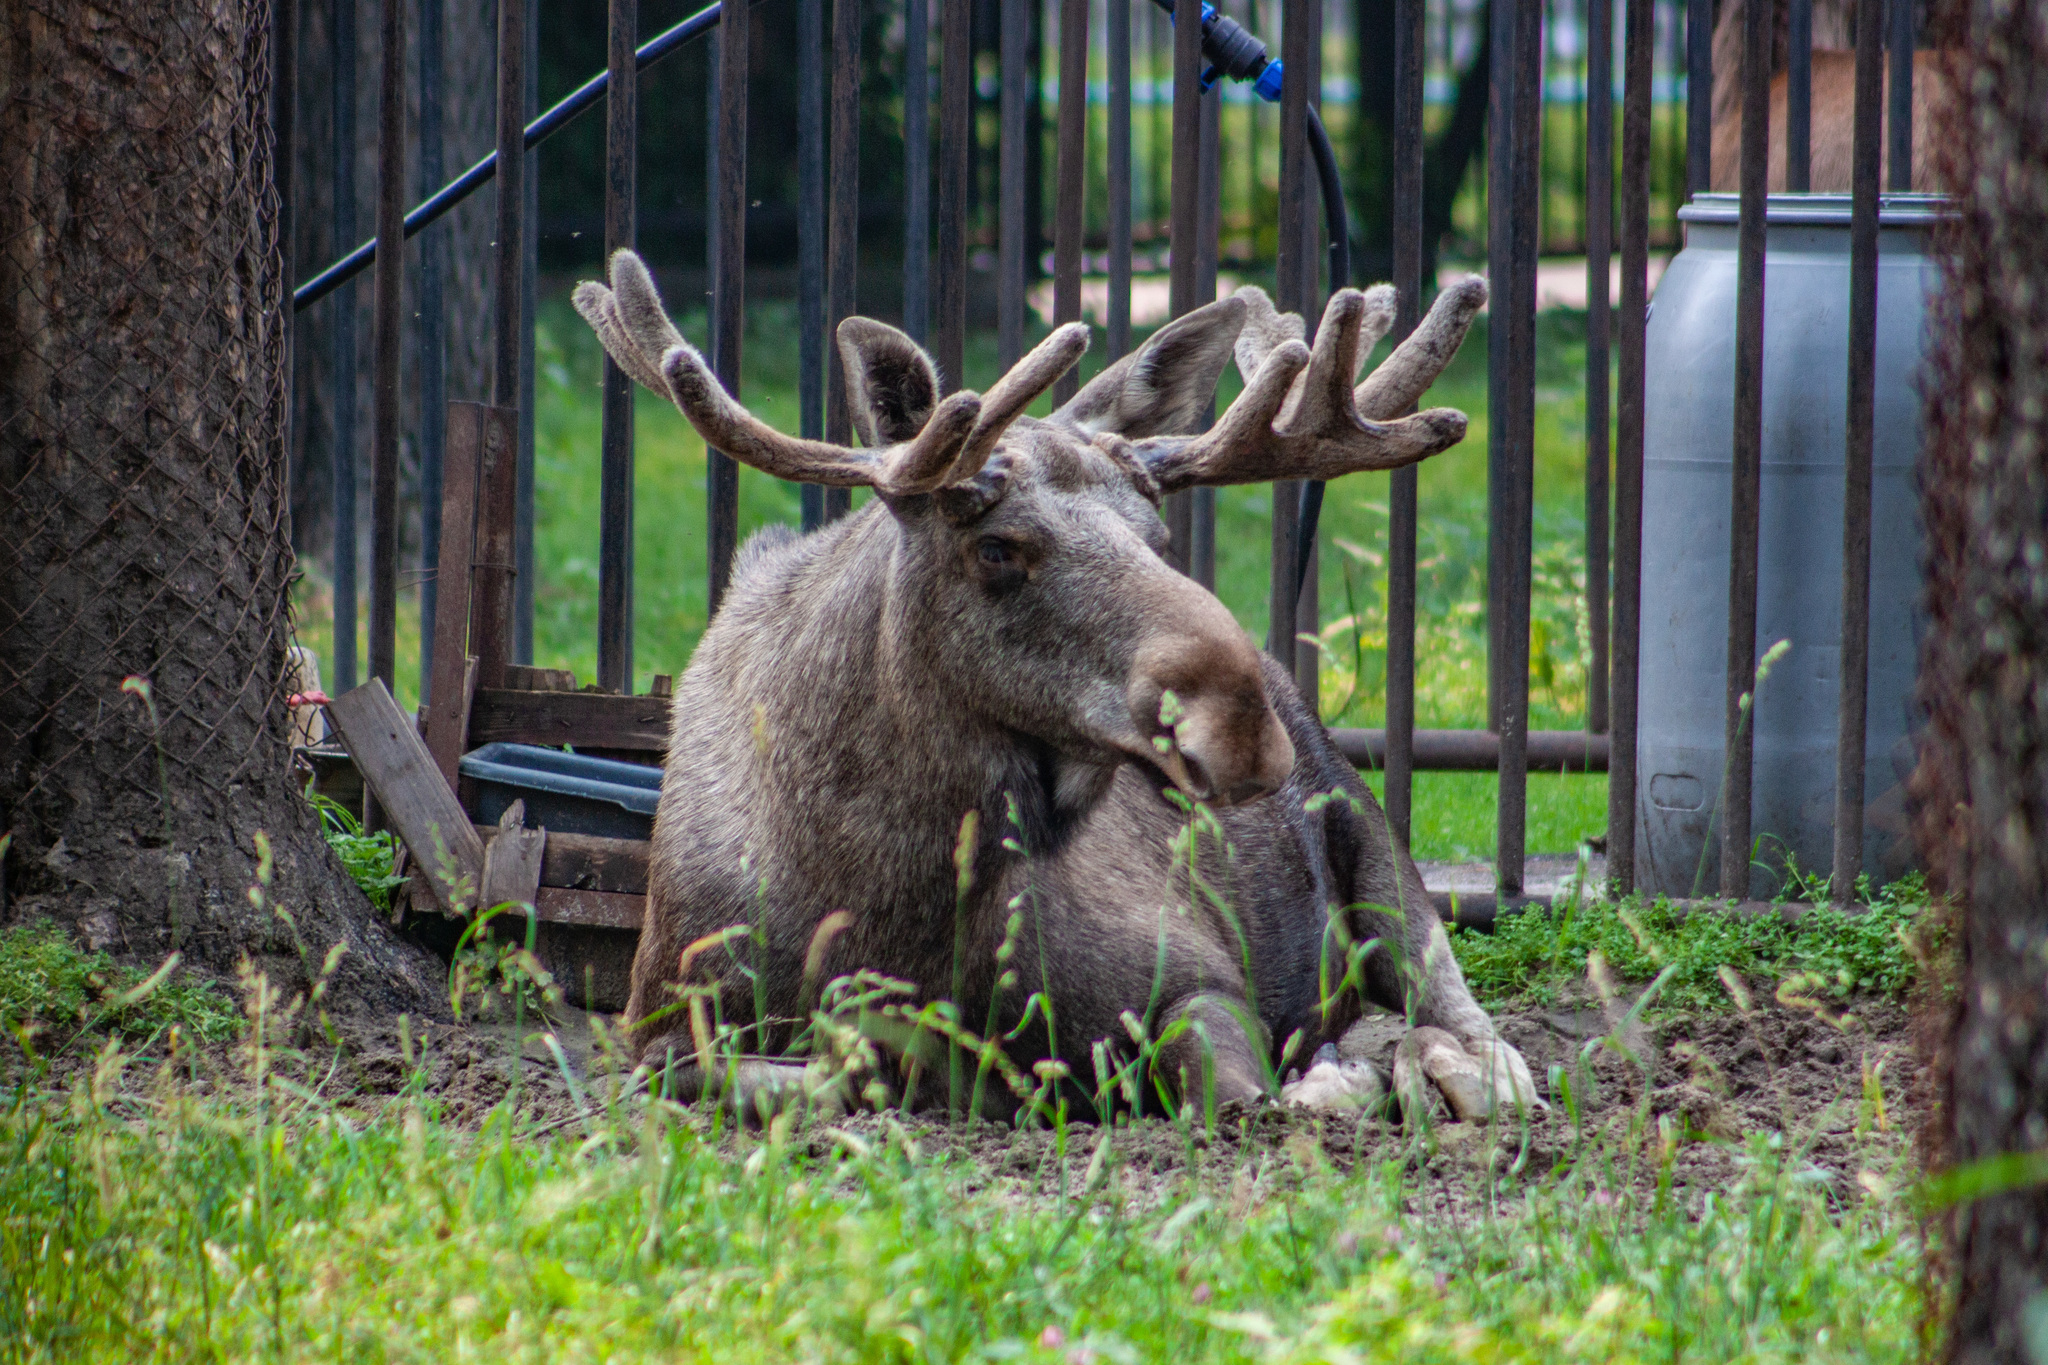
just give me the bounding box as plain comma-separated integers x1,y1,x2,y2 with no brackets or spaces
573,251,1541,1120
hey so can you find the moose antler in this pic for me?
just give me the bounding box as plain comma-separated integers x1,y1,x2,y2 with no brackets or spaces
574,251,1085,497
1126,277,1487,491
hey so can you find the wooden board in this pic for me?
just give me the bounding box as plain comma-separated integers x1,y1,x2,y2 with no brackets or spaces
468,404,520,690
325,679,486,915
480,802,546,910
476,823,649,894
534,887,646,930
465,689,671,752
424,401,486,789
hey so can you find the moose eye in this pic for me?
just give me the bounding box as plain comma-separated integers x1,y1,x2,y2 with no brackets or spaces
974,536,1028,591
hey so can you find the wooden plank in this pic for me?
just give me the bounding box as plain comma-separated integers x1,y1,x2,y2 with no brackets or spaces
465,688,669,751
480,803,546,910
326,678,485,914
478,823,649,894
469,403,520,689
425,401,484,787
505,664,577,692
534,886,645,930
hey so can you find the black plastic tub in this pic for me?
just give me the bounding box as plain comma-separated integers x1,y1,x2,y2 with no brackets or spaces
459,742,662,840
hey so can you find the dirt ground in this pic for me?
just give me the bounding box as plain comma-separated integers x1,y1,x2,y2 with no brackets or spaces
286,982,1923,1211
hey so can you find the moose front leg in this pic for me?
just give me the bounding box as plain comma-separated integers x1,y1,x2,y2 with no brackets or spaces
1151,992,1270,1112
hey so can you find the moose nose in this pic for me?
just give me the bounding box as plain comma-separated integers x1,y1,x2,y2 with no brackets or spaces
1128,632,1296,808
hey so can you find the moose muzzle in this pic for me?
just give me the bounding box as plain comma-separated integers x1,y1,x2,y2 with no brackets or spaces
1126,623,1295,809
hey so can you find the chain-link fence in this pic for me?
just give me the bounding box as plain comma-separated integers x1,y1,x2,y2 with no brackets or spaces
0,0,298,854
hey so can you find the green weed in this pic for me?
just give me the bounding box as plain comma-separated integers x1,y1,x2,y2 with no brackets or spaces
309,791,408,914
0,920,237,1049
1452,875,1938,1013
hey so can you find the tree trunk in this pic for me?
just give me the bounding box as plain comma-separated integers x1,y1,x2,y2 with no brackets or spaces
1915,0,2048,1355
0,0,442,1014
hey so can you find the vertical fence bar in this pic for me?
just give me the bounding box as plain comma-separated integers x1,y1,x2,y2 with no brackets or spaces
708,0,748,605
799,0,827,529
1385,0,1423,849
1833,0,1884,902
906,0,933,345
1685,0,1710,196
332,0,358,694
1611,0,1650,896
1052,0,1088,405
1269,0,1309,659
1495,0,1540,897
1787,0,1812,191
707,32,720,287
937,0,972,391
598,0,638,692
492,0,523,411
515,0,538,664
1290,1,1321,704
1886,0,1912,191
1722,0,1770,898
1191,85,1220,591
417,0,444,700
370,0,405,697
1165,0,1204,578
823,0,860,523
1585,0,1612,736
1107,0,1132,363
999,0,1028,371
1484,0,1511,726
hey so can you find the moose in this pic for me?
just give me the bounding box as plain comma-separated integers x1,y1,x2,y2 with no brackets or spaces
573,251,1541,1120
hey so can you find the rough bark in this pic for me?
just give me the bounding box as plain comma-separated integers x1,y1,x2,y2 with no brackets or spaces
0,0,443,1015
1914,0,2048,1354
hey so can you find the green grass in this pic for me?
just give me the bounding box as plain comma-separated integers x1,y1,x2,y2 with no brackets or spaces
1451,875,1939,1015
0,921,239,1052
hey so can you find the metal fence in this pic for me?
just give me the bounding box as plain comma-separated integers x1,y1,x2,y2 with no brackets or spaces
288,0,1917,903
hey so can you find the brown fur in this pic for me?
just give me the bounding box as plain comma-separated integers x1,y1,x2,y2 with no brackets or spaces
576,252,1536,1114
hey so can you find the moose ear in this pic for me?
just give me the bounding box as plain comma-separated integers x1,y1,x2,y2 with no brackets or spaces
1050,293,1248,439
837,318,942,447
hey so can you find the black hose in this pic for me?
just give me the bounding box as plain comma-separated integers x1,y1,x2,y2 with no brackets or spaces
1295,103,1351,605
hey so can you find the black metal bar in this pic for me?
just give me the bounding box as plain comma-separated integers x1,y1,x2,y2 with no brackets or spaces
1586,0,1612,736
515,0,538,664
1787,0,1812,191
331,0,358,693
1162,0,1202,577
1484,0,1511,728
294,0,748,311
417,0,445,700
1723,0,1770,898
1292,0,1323,706
1886,0,1913,191
1685,0,1711,196
1335,728,1611,772
1287,111,1351,607
599,0,638,692
708,31,720,294
799,0,827,530
998,0,1028,372
1268,0,1309,661
1495,0,1540,898
822,0,860,525
1107,0,1132,363
1385,0,1423,849
905,0,932,346
936,0,971,392
370,0,404,696
1052,0,1088,406
707,0,747,608
1192,84,1221,591
1611,0,1651,898
493,0,524,407
1833,0,1884,902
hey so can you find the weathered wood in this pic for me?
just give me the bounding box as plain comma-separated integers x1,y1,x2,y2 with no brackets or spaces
468,404,521,689
327,679,485,914
465,688,670,750
481,801,546,910
534,887,646,930
425,401,486,786
505,664,577,692
477,823,650,894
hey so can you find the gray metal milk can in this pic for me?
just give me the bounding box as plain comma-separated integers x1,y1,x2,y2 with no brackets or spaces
1635,192,1945,899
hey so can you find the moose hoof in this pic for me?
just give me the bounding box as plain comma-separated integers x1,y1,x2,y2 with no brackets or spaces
1280,1043,1388,1112
1392,1028,1544,1123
